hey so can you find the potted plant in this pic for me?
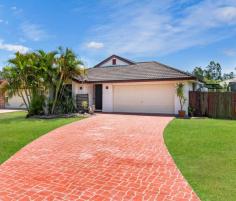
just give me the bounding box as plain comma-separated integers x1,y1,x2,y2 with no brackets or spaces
176,83,187,118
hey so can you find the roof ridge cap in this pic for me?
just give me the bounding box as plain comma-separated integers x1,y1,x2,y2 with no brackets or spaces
90,64,132,69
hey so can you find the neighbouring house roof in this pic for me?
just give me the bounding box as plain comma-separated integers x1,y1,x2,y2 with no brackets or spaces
219,77,236,86
225,77,236,83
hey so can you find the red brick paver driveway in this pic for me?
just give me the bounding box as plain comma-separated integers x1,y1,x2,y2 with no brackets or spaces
0,114,199,201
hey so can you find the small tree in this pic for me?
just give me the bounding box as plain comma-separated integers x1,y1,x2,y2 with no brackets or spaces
176,83,186,111
51,47,85,114
192,66,205,81
205,61,222,81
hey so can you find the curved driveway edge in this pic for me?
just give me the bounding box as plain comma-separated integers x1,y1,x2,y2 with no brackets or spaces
0,114,199,201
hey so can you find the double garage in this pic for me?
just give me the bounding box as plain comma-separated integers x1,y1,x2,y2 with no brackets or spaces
112,83,175,114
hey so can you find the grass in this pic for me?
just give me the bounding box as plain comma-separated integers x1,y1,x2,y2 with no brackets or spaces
0,111,84,164
164,118,236,201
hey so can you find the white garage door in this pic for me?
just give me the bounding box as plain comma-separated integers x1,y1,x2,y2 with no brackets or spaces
113,84,175,114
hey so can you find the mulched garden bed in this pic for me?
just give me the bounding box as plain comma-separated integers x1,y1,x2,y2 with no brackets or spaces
29,113,91,119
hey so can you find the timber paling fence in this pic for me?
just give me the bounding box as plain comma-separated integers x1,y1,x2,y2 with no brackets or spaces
189,91,236,119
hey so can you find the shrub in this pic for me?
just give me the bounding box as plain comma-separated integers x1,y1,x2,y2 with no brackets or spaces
81,101,88,111
28,93,45,116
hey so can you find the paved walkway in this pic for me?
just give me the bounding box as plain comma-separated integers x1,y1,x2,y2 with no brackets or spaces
0,109,22,114
0,114,199,201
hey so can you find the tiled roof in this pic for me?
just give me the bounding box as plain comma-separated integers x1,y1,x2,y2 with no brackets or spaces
74,61,196,83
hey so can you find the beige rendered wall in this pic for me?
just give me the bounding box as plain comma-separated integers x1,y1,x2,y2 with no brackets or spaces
73,80,195,115
72,81,94,107
174,82,193,114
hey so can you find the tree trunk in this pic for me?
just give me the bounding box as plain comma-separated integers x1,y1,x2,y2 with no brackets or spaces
24,88,31,107
179,98,183,111
51,73,64,114
22,79,31,107
58,84,65,101
19,91,29,111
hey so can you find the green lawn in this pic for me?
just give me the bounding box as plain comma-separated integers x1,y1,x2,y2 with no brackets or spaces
0,111,84,164
164,118,236,201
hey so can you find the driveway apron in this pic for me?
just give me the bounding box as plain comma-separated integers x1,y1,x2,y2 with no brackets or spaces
0,114,199,201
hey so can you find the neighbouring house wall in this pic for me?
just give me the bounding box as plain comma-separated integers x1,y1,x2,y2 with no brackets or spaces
72,81,94,107
100,57,130,67
5,94,27,109
102,84,113,112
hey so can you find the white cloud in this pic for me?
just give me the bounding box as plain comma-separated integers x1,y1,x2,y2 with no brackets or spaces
182,2,236,28
21,22,48,41
0,40,29,53
11,6,17,10
0,19,8,25
86,0,236,57
86,41,104,49
10,6,23,15
215,6,236,24
223,49,236,57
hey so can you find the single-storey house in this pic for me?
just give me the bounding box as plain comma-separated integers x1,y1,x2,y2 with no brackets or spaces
72,55,200,115
1,55,201,114
0,79,27,109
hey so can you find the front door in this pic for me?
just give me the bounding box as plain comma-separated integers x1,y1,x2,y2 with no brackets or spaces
95,84,102,110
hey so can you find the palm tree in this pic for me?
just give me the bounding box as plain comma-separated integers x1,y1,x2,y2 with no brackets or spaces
1,52,36,111
51,47,85,114
34,50,58,96
28,50,58,115
1,48,86,115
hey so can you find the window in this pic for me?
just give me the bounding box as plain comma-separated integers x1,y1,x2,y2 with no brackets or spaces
112,58,116,65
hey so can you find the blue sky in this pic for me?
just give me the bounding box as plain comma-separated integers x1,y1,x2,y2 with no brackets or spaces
0,0,236,73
